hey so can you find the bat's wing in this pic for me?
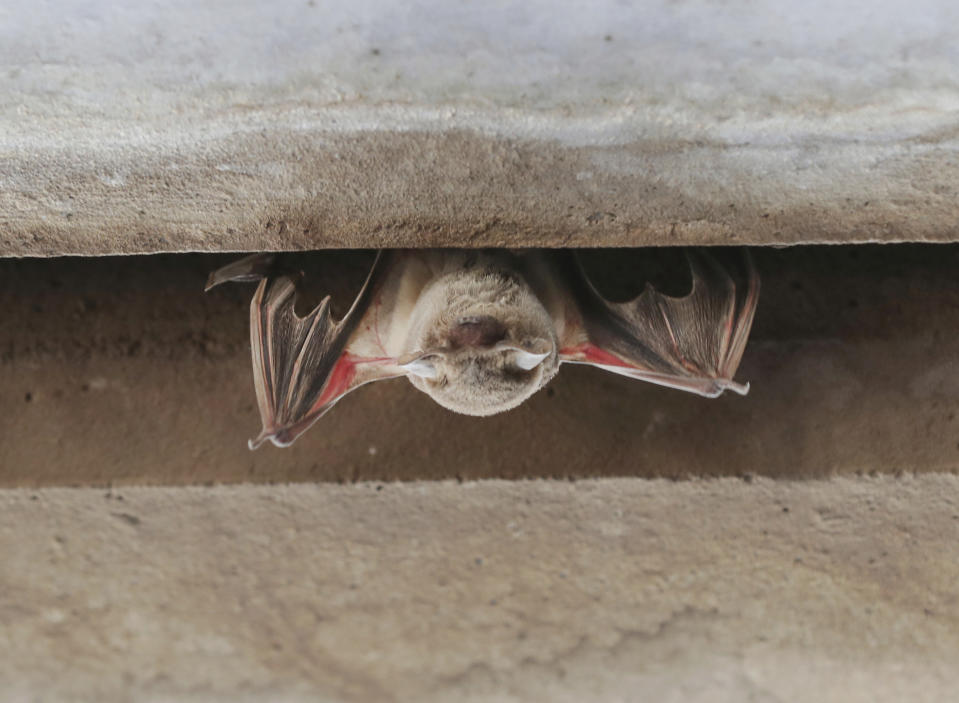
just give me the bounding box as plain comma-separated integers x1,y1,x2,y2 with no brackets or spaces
207,252,408,448
556,250,759,397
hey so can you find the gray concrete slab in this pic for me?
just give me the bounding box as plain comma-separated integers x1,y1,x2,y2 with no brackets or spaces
3,1,959,255
2,477,957,702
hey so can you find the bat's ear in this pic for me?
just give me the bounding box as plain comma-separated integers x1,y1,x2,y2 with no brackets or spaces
513,349,551,370
398,352,442,379
492,339,554,370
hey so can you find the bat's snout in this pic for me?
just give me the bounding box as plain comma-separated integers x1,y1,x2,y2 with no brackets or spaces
448,315,508,349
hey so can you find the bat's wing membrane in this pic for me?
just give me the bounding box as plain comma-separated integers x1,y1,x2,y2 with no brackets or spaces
558,250,759,398
208,252,406,448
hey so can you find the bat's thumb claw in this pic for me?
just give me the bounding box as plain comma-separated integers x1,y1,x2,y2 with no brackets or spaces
248,432,271,450
206,253,278,292
723,379,750,396
204,272,221,292
248,427,297,450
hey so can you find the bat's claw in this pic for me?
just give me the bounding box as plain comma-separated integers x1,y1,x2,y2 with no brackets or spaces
204,272,222,292
205,253,278,292
248,433,276,451
248,429,281,450
721,379,750,396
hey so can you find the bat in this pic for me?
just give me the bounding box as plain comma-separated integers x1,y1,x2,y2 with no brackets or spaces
207,249,759,448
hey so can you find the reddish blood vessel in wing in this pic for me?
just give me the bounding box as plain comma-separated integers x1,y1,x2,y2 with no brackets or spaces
312,354,360,410
561,343,632,368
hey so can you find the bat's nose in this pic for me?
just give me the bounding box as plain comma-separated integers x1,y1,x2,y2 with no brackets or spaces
449,315,507,349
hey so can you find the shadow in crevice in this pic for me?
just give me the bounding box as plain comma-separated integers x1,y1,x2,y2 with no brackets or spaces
1,244,958,487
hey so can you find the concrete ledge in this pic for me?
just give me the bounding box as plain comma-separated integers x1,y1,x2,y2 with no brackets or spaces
2,477,957,702
3,1,959,255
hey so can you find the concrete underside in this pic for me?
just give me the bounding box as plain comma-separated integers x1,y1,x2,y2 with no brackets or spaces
4,0,959,255
2,477,957,702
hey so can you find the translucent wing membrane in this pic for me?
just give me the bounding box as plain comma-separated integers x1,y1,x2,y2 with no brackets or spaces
559,250,759,398
208,253,404,448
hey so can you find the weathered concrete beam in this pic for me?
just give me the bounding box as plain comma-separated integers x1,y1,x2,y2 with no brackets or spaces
3,1,959,255
2,478,958,701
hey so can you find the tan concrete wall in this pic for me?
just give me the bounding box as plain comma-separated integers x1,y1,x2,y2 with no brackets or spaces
3,0,959,255
2,477,958,702
5,4,959,700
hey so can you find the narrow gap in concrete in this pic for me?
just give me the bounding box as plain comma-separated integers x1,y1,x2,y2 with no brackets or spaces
2,244,957,487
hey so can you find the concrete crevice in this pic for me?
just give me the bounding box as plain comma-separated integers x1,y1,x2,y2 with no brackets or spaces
1,245,958,486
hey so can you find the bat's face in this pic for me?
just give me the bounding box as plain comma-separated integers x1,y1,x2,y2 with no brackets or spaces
402,262,560,415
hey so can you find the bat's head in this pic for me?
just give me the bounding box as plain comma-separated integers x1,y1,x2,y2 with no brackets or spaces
401,263,560,416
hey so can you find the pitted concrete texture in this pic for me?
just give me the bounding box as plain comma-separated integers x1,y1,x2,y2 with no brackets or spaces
1,477,958,702
3,0,959,255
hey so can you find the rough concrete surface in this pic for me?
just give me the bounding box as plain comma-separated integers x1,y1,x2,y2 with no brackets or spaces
5,4,959,699
3,0,959,255
2,245,959,486
1,477,957,702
